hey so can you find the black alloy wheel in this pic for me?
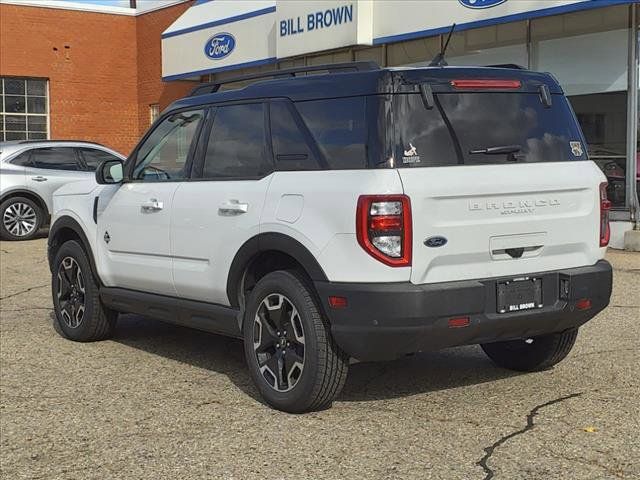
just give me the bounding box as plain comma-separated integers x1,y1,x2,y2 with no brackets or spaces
243,270,349,413
253,293,306,392
56,256,86,328
51,240,117,342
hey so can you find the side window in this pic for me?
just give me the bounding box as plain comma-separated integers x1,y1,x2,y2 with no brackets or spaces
30,147,79,171
9,151,32,166
295,97,368,169
270,101,320,171
78,148,121,171
132,109,204,181
202,103,271,178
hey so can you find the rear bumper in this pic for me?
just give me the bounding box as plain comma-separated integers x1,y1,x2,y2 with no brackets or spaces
315,260,612,361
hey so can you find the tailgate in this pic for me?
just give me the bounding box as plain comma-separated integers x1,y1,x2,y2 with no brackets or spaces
400,161,605,285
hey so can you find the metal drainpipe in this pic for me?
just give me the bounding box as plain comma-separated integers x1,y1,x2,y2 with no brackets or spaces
627,3,639,228
129,0,136,8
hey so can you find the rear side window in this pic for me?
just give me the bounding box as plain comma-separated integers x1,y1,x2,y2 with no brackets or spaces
296,97,367,169
30,147,79,170
270,101,319,171
9,151,32,166
203,103,271,178
79,148,121,171
395,93,587,167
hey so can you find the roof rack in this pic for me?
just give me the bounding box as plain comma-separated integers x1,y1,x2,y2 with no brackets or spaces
189,61,380,97
485,63,527,70
17,139,105,146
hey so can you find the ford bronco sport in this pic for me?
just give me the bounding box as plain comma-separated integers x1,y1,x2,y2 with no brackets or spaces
48,62,613,413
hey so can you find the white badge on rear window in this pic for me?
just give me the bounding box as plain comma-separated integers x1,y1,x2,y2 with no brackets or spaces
570,141,583,157
403,143,421,164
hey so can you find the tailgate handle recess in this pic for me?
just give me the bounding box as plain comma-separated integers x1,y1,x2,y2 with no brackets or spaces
492,245,543,260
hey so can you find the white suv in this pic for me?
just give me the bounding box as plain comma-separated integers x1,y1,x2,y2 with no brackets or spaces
47,63,613,412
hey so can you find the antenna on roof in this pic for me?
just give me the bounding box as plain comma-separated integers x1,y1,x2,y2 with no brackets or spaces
429,23,456,67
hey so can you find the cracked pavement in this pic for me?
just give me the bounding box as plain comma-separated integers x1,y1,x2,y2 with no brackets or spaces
1,239,639,479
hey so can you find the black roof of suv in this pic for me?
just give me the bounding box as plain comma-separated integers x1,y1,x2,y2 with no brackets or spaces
171,62,564,110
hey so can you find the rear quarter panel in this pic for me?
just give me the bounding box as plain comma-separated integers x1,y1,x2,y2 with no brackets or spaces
262,169,410,283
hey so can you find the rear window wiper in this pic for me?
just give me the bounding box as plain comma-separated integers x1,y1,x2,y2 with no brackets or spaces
469,145,521,155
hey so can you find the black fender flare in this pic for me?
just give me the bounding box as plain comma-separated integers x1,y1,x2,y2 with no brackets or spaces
48,216,100,282
226,232,328,308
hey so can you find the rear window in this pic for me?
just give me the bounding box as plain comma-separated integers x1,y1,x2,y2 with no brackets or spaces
9,150,32,166
30,147,80,171
270,101,320,171
395,92,587,167
296,97,367,169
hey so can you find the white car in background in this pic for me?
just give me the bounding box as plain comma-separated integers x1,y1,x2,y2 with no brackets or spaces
0,140,124,240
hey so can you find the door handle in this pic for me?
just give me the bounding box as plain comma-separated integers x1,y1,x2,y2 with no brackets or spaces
31,176,48,182
218,200,248,216
140,199,164,212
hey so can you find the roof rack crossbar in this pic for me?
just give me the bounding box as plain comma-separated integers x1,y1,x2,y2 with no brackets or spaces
189,61,380,97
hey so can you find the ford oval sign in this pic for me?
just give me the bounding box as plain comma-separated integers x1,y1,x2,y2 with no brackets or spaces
424,236,448,248
458,0,507,9
204,33,235,60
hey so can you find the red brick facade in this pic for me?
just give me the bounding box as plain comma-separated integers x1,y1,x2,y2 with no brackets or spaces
0,1,195,155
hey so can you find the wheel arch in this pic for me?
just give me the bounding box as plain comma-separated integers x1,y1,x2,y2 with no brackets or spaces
226,232,328,309
48,216,100,283
0,189,50,220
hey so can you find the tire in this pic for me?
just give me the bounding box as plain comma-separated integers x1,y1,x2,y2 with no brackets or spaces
243,270,349,413
51,240,117,342
481,328,579,372
0,196,44,240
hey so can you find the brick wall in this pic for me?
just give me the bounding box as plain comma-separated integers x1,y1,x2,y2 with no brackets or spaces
0,1,195,156
136,4,197,136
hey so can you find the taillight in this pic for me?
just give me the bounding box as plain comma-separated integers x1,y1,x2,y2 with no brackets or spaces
599,182,611,247
356,195,412,267
451,79,522,89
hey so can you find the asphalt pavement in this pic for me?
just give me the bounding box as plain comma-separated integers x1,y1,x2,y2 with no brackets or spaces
1,238,638,479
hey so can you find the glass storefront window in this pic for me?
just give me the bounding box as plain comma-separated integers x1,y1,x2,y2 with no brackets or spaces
532,6,630,208
387,36,440,67
447,21,527,67
355,46,384,65
306,50,352,66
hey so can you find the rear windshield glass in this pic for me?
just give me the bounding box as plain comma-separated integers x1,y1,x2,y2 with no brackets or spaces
395,93,587,167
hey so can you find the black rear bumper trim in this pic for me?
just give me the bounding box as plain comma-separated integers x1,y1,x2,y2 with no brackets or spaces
315,260,612,361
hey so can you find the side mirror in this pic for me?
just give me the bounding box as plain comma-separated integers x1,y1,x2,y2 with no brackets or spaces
96,159,124,185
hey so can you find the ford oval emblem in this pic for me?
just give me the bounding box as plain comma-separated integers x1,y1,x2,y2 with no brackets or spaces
204,33,235,60
458,0,507,9
424,236,448,248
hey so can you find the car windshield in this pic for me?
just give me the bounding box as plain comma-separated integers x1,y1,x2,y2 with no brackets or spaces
394,92,587,167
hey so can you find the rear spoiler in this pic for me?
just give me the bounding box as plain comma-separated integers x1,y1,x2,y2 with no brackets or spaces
396,68,564,96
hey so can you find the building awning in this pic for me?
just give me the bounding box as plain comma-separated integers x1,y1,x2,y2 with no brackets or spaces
162,0,277,81
162,0,635,81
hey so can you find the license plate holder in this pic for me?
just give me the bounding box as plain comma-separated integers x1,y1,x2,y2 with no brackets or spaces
496,277,543,314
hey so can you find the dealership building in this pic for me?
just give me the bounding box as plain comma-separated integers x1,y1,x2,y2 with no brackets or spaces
1,0,638,246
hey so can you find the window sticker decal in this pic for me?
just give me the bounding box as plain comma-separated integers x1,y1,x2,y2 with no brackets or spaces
403,142,421,164
569,141,583,157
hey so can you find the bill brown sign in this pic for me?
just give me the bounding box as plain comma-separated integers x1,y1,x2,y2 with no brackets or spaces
276,0,373,58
